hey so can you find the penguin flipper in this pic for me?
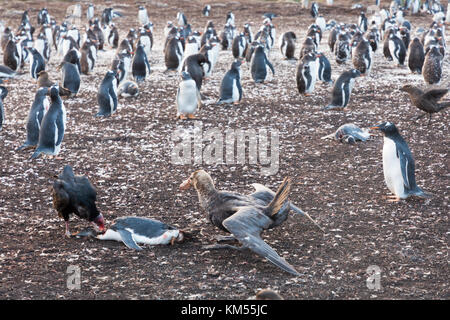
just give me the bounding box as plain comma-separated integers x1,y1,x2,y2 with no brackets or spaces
266,59,275,76
396,147,414,191
117,229,142,250
237,78,243,101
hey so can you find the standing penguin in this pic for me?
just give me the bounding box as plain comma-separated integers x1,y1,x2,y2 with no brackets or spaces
61,61,80,96
389,32,406,66
132,44,151,83
408,37,425,74
310,2,319,18
296,52,318,96
251,45,275,83
199,42,215,78
316,52,332,84
422,46,443,85
0,85,8,131
279,31,296,60
138,6,149,25
28,47,46,79
17,87,49,151
232,33,247,59
176,71,202,119
87,4,94,21
217,60,243,105
370,122,430,202
34,32,50,62
107,23,119,49
177,12,187,27
3,39,22,72
80,38,97,75
180,53,208,92
31,86,66,159
323,69,361,110
165,36,184,71
138,27,153,58
358,12,368,33
202,5,211,17
96,70,118,117
352,38,373,76
335,32,351,65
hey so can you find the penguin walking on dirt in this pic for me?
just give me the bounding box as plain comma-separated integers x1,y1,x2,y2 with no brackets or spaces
165,36,184,71
107,23,119,49
389,32,406,66
250,45,275,83
232,33,247,59
176,71,202,119
296,52,318,96
180,53,208,92
323,69,361,110
3,39,22,72
202,5,211,17
422,46,443,85
96,70,118,117
316,52,332,84
279,31,296,60
132,44,151,83
17,87,49,151
138,6,149,25
0,85,8,131
34,32,50,62
28,47,46,80
370,122,430,202
217,60,243,105
80,38,97,75
310,2,319,18
408,37,424,74
61,61,80,96
31,86,66,159
352,38,373,76
138,27,153,58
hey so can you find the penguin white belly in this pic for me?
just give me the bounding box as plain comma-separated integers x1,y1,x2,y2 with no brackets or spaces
178,81,198,114
389,40,398,63
231,79,240,102
132,229,179,245
383,137,406,198
97,229,123,242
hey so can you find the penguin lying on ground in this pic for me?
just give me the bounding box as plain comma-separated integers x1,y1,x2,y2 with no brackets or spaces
370,122,430,202
118,80,139,98
321,123,371,144
0,64,16,80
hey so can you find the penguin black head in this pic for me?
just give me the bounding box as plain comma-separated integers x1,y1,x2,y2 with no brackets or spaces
49,85,60,98
350,69,361,77
370,122,398,136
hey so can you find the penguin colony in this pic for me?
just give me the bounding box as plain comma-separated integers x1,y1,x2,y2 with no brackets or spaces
0,1,448,298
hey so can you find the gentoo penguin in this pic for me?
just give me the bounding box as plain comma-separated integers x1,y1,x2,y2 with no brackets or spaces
176,71,201,119
180,53,208,91
296,52,318,96
31,86,66,159
87,4,94,21
62,48,81,75
184,36,200,58
132,44,151,83
164,36,183,71
0,65,16,80
370,122,430,202
60,35,79,58
126,28,138,51
34,32,50,62
408,37,425,74
422,46,443,85
199,42,215,78
321,123,371,144
3,39,22,72
232,33,247,59
383,28,395,61
300,37,316,60
113,52,131,84
220,23,235,50
279,31,296,60
366,27,380,52
328,25,340,52
117,38,133,55
17,87,49,151
164,21,175,39
84,217,185,249
310,2,319,18
217,60,243,105
399,26,410,50
358,12,368,32
61,61,80,96
91,19,105,51
138,27,153,58
138,6,149,25
316,52,332,84
37,8,50,26
202,5,211,17
389,32,407,66
323,69,361,110
67,27,81,48
52,165,105,237
80,39,96,75
251,44,275,83
107,23,119,49
1,27,13,51
96,70,118,117
0,85,7,131
177,12,187,27
352,38,373,76
335,32,351,64
200,26,215,48
226,11,235,26
118,80,139,98
27,47,45,80
316,15,326,33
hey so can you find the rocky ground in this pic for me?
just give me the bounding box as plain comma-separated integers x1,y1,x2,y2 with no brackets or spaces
0,0,448,300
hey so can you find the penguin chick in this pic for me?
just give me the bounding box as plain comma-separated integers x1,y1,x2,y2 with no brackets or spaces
176,71,201,120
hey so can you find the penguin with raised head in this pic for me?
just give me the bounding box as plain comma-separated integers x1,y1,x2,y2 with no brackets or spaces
202,5,211,17
279,31,296,60
217,60,243,105
296,52,318,96
96,70,118,117
31,86,66,159
177,12,187,27
251,44,275,83
80,38,97,75
17,87,49,151
138,6,149,25
232,33,247,59
132,44,151,83
165,35,184,71
323,69,361,110
316,52,332,84
422,46,443,85
352,38,373,75
0,84,7,131
370,122,430,202
389,32,406,66
176,71,201,119
408,37,424,74
28,47,45,79
118,80,139,98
